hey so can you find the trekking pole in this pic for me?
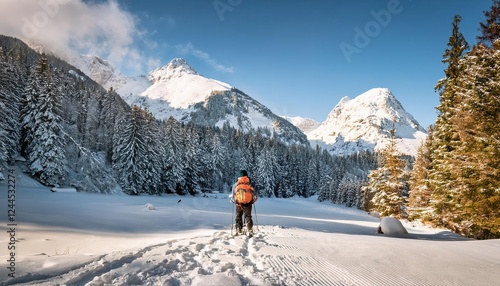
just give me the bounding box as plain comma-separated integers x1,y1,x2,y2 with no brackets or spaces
231,199,235,236
253,203,260,233
243,214,247,235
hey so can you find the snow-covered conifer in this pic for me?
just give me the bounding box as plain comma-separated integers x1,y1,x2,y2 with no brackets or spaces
477,0,500,46
162,116,186,194
365,129,409,218
0,49,20,171
28,64,67,185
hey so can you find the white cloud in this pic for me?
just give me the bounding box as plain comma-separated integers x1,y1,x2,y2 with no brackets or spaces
0,0,232,75
175,42,234,73
0,0,155,75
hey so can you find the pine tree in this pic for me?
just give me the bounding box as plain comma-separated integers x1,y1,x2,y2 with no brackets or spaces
424,21,500,239
365,129,409,218
142,109,164,194
442,43,500,238
112,105,149,194
162,116,185,194
426,15,470,224
255,146,280,198
21,54,67,186
183,125,203,195
306,147,321,196
328,169,343,204
100,87,124,161
436,15,470,92
317,164,333,202
210,134,228,192
408,127,433,216
21,60,45,158
477,0,500,46
29,74,67,185
0,49,20,172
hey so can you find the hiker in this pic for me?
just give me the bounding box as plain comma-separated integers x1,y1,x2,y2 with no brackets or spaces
231,170,257,236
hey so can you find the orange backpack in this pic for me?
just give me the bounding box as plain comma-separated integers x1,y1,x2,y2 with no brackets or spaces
235,176,255,204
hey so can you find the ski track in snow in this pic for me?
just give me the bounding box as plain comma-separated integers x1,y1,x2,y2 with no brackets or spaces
1,181,499,286
9,225,499,286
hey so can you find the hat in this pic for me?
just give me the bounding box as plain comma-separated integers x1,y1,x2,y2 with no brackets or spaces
238,170,248,177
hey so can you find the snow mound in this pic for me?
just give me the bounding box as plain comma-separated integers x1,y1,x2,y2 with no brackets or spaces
144,203,156,210
377,217,408,235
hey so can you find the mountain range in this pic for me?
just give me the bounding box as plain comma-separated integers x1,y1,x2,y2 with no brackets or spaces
68,53,426,156
71,55,308,145
305,88,427,156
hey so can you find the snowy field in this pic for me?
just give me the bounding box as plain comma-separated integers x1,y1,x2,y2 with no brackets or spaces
1,171,499,286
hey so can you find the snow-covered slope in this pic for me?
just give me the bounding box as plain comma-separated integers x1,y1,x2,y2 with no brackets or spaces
140,58,231,109
70,54,151,98
307,88,427,156
2,178,499,286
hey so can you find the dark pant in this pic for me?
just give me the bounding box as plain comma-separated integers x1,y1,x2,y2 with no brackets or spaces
235,203,253,231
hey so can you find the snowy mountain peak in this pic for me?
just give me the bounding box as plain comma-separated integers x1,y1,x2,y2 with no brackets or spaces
307,88,427,156
355,88,404,112
150,58,198,82
282,116,321,133
81,55,116,86
359,87,392,99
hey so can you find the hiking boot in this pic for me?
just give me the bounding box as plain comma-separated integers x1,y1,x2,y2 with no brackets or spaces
237,228,243,236
248,229,254,237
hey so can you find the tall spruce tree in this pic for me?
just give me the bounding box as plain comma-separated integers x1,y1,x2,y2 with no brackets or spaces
443,43,500,239
183,124,203,195
477,0,500,46
424,11,500,239
364,128,409,218
408,126,433,214
142,108,164,194
0,48,20,173
426,15,470,224
22,54,67,186
21,59,45,158
162,116,185,194
112,105,149,194
436,15,470,92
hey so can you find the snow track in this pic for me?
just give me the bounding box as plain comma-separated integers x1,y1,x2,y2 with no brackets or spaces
10,225,500,286
2,188,498,286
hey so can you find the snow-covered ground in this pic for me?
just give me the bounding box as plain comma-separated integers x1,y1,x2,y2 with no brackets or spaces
1,171,499,286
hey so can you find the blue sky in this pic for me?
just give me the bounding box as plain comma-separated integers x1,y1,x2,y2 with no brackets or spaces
1,0,493,128
116,0,492,128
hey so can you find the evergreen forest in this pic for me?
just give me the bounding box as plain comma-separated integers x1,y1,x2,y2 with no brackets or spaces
1,1,499,239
